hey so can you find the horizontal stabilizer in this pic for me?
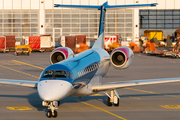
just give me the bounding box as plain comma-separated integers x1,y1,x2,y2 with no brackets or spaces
54,4,101,9
54,3,157,10
105,3,158,9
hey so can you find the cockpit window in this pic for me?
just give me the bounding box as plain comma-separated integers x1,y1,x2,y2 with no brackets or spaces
41,70,68,79
42,70,54,78
67,71,72,78
55,70,67,78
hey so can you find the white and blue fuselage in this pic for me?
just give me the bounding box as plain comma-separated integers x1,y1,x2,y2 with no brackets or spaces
38,48,110,101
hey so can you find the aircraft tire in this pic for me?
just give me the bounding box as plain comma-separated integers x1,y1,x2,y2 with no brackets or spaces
58,101,60,106
107,97,112,106
114,98,119,107
47,110,52,118
52,110,58,118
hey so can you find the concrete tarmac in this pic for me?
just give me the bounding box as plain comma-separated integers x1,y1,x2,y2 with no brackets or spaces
0,52,180,120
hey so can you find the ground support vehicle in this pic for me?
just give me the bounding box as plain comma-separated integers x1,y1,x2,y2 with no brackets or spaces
143,50,156,56
15,45,32,56
164,51,180,58
144,49,180,58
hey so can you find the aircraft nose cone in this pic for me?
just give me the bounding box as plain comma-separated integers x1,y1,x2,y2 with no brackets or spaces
38,80,73,101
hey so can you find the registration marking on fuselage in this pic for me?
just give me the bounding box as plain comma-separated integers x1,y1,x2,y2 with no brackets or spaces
6,107,32,110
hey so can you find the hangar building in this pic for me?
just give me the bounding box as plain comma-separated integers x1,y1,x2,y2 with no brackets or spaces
0,0,179,46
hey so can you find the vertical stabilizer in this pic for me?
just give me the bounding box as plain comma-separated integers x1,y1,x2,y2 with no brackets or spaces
92,3,107,49
54,2,157,49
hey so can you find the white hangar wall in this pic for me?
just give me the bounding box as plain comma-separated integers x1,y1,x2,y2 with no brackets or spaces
0,0,179,44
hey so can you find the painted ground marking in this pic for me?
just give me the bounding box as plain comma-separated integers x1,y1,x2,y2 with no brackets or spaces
0,64,39,79
6,106,32,110
12,60,45,70
160,105,180,109
76,99,127,120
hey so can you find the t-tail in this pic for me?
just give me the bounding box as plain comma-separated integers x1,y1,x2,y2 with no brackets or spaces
54,2,157,49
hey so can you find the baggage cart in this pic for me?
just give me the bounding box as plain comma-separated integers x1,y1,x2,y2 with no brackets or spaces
0,36,9,53
29,36,44,52
59,36,76,51
75,35,86,44
40,34,53,51
4,35,15,51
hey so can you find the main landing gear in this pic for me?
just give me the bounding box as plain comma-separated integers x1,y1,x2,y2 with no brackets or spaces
103,89,120,106
42,101,60,118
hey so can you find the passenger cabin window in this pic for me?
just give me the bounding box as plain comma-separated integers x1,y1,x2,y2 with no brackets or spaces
41,70,68,79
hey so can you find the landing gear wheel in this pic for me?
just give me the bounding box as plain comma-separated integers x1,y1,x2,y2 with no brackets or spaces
47,110,52,118
114,98,119,107
15,52,18,56
107,97,112,106
147,53,151,56
58,101,60,106
52,110,58,118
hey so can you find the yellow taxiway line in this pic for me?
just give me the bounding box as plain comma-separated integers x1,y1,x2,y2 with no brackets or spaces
76,99,127,120
12,60,45,70
6,106,32,110
124,88,155,94
0,64,39,79
160,105,180,109
124,88,180,99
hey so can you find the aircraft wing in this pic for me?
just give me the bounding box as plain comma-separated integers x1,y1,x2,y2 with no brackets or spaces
0,79,38,88
92,77,180,91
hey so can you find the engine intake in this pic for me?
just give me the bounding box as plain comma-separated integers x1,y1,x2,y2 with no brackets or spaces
50,47,74,64
110,47,134,69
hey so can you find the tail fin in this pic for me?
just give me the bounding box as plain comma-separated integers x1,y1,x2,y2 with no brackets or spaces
54,2,157,49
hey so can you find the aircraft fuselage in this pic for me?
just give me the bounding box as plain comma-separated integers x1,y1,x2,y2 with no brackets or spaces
38,48,110,101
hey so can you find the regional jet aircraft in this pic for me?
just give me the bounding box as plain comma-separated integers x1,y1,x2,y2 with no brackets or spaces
0,2,180,118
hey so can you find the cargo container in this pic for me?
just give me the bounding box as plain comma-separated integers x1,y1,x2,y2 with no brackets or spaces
144,30,163,41
4,35,15,51
29,36,44,52
23,35,52,52
75,35,86,44
22,36,29,45
0,36,6,53
59,36,76,51
40,34,51,48
104,35,118,50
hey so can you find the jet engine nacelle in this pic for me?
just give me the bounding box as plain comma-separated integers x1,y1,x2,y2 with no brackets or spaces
50,47,74,64
110,47,134,69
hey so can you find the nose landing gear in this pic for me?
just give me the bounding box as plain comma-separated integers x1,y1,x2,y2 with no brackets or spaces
43,101,59,118
47,110,58,118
